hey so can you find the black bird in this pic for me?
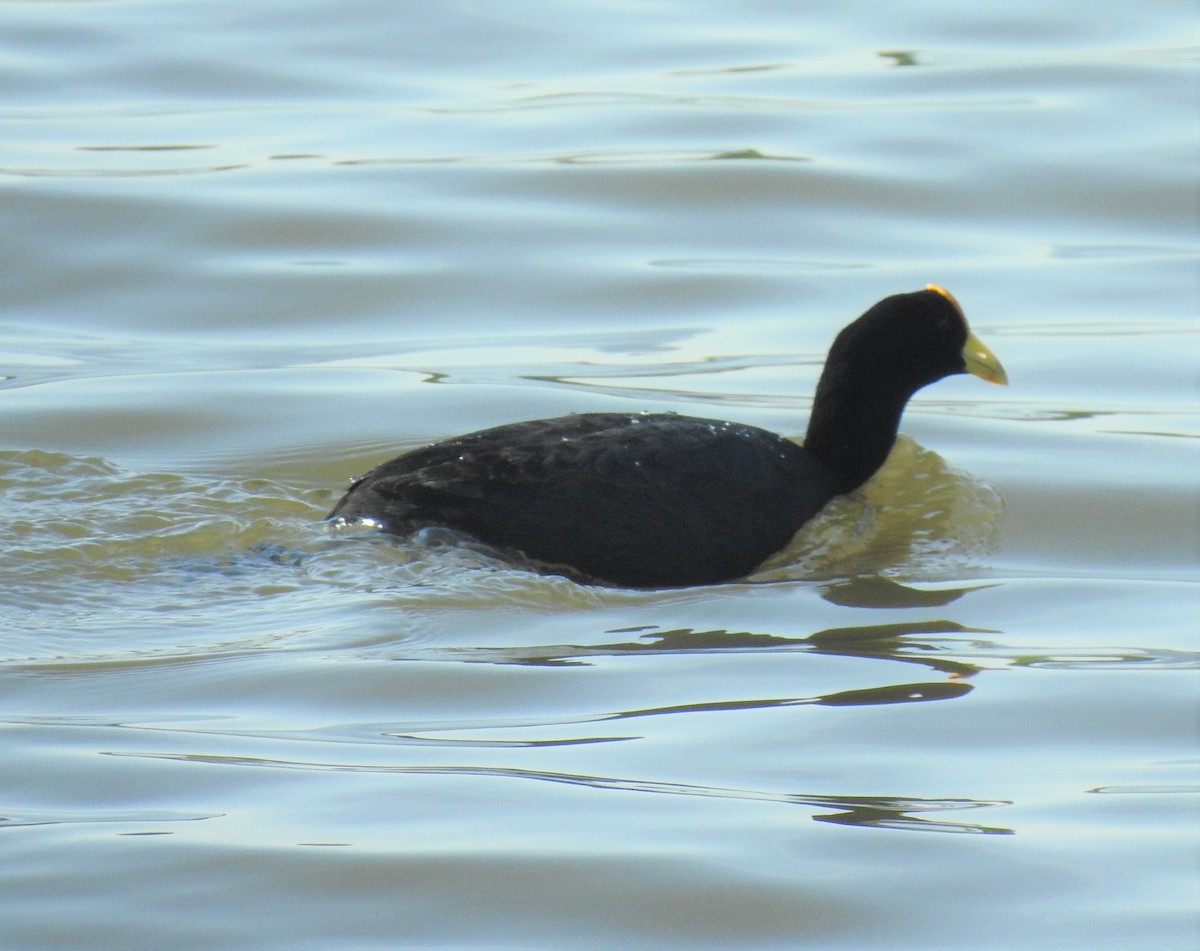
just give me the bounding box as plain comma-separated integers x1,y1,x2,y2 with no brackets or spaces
329,285,1007,588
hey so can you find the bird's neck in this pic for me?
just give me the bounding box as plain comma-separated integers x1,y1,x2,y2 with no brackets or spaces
803,376,908,493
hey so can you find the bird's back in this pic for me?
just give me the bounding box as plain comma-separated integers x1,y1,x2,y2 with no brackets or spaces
329,412,840,587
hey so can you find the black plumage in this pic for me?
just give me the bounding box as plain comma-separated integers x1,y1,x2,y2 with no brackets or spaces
328,285,1007,588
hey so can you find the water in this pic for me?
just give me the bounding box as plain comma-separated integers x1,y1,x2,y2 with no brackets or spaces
2,2,1197,949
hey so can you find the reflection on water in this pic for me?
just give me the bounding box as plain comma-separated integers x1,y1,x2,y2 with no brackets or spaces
820,574,990,607
435,618,1198,675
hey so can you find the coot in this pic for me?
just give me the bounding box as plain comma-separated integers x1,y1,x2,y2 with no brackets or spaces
329,285,1007,587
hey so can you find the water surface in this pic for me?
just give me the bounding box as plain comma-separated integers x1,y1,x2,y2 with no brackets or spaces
2,2,1197,949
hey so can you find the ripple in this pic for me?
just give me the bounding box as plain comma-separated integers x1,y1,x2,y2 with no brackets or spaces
1088,784,1200,795
0,808,218,831
107,751,1014,835
754,436,1005,582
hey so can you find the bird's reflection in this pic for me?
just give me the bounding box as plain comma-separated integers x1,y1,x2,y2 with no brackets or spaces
449,606,991,687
